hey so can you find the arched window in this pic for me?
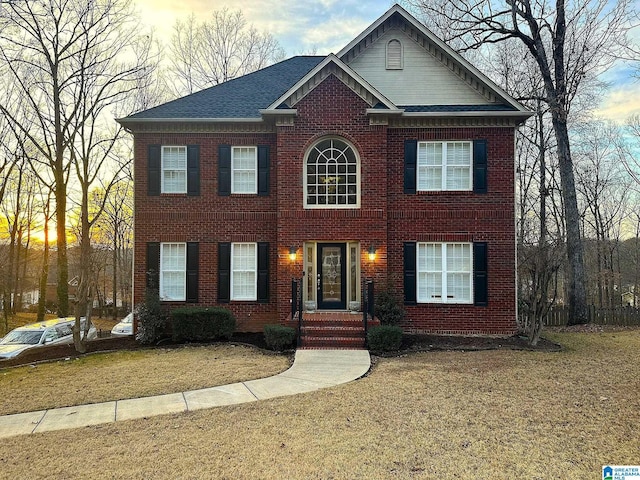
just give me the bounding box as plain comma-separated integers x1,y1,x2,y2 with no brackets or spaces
304,138,360,208
386,39,403,70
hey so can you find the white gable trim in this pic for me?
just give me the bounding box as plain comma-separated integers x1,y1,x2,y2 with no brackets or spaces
337,4,530,115
263,54,398,112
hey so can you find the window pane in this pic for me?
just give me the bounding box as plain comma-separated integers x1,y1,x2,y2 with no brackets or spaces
232,147,257,194
162,147,187,193
306,138,358,208
417,243,471,303
447,273,471,302
231,243,257,300
161,243,186,301
446,142,471,165
417,142,472,192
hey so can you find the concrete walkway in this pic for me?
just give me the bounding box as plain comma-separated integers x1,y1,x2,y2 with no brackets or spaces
0,349,370,439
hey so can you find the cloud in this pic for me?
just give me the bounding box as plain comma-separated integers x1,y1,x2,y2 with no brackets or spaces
133,0,391,55
596,82,640,123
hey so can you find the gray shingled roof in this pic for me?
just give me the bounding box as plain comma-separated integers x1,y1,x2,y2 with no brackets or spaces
125,56,324,120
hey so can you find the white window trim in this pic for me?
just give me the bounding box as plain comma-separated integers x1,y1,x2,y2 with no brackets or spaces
231,242,258,301
417,141,473,192
231,146,258,194
417,242,473,304
160,242,186,301
303,137,361,209
386,39,403,70
161,146,187,194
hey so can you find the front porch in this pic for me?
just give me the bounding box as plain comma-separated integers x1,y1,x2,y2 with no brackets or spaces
285,311,381,349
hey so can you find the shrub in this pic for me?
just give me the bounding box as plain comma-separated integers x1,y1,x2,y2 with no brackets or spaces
263,325,296,351
374,290,405,325
170,307,236,342
136,289,168,345
367,325,403,352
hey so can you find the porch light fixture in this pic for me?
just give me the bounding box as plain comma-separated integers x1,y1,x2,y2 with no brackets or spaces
288,246,297,262
368,244,377,261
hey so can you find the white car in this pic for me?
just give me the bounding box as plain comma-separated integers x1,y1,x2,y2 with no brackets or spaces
0,317,97,360
111,313,133,337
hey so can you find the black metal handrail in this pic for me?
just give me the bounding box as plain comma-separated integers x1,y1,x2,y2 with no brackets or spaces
362,279,374,346
291,278,303,347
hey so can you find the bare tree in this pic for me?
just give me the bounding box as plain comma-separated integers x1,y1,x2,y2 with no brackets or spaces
167,8,286,97
574,120,632,307
0,0,155,351
407,0,636,324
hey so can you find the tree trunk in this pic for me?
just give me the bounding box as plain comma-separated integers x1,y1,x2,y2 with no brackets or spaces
55,178,69,317
551,115,588,324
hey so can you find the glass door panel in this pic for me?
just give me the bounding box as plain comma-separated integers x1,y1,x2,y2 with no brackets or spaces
317,243,346,309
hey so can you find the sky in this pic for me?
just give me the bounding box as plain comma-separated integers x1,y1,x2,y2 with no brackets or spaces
133,0,640,124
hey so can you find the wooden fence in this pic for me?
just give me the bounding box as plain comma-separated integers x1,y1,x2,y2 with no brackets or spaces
531,306,640,326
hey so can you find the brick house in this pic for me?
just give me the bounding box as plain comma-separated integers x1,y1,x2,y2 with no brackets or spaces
118,5,531,342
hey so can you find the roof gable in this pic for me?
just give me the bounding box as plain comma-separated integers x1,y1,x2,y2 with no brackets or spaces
338,5,528,114
262,54,398,113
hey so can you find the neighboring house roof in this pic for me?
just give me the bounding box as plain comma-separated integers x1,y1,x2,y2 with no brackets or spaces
118,4,531,126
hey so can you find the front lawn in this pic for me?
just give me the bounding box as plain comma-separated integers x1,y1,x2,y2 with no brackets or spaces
0,344,290,415
2,330,639,479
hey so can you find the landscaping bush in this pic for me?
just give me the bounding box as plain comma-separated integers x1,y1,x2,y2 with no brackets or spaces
367,325,403,351
263,325,296,351
170,307,236,342
136,289,168,345
374,290,405,325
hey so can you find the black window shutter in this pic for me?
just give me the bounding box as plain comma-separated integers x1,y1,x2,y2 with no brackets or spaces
148,145,161,196
218,145,231,196
257,145,270,196
404,140,417,194
187,145,200,196
403,242,417,304
473,139,488,194
186,242,199,302
257,242,269,302
218,242,231,302
146,242,160,291
473,242,488,306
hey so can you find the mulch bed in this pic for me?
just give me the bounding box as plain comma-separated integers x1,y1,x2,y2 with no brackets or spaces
6,325,637,368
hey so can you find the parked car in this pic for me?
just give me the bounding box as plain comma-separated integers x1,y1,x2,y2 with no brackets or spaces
0,317,97,360
111,313,133,337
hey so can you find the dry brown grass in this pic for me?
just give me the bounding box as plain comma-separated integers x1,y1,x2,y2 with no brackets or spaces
2,330,639,479
0,344,290,415
0,312,58,336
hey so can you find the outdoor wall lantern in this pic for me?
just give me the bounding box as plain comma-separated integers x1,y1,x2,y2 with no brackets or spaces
289,246,297,262
368,244,377,262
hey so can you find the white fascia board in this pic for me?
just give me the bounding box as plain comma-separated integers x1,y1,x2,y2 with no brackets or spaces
259,109,297,115
337,4,531,115
264,54,398,112
366,108,404,115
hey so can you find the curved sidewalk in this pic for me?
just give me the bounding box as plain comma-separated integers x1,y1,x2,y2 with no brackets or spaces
0,349,370,439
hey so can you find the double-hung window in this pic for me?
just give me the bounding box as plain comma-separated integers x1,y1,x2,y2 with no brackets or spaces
232,147,257,194
162,146,187,193
160,243,186,301
417,141,472,191
231,243,257,300
417,243,472,303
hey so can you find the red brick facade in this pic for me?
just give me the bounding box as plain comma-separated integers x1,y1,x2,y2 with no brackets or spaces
133,74,517,335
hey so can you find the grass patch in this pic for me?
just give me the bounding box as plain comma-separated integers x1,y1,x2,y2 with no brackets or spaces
0,312,57,336
2,330,639,479
0,344,289,415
